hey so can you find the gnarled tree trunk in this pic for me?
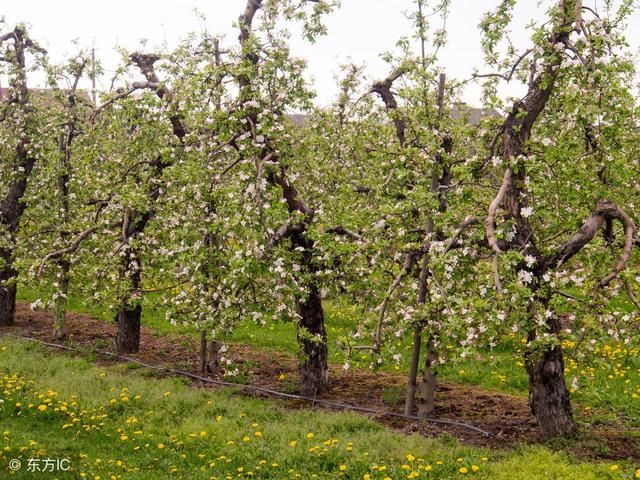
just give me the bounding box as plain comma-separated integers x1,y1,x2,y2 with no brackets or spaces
526,343,575,438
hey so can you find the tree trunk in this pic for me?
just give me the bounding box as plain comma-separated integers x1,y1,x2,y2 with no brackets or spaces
116,305,141,354
297,284,328,397
200,330,207,374
417,337,438,417
404,324,422,415
53,259,70,340
116,246,142,354
206,340,221,375
526,346,575,438
0,249,17,326
526,313,575,438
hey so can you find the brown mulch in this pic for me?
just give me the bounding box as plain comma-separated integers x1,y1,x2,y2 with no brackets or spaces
1,302,639,461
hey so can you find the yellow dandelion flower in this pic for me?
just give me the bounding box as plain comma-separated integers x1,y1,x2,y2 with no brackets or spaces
459,467,468,474
339,465,347,472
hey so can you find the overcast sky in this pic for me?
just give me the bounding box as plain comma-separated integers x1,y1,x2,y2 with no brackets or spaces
1,1,639,106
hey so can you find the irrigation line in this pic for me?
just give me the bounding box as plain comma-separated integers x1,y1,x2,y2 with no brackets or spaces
0,332,491,437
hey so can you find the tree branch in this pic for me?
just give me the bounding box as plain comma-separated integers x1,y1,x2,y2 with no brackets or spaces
543,200,635,288
486,168,512,253
37,226,99,276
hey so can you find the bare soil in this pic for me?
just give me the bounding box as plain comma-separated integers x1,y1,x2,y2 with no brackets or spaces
2,302,639,462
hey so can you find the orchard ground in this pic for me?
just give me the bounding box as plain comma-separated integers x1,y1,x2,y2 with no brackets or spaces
0,295,639,479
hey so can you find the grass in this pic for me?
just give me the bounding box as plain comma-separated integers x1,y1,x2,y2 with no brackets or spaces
17,284,640,426
1,337,638,480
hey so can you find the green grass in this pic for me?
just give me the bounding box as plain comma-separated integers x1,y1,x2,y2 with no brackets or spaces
17,282,640,426
1,337,637,480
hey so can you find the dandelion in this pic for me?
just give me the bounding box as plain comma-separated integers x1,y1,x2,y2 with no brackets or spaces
157,443,165,449
610,465,619,472
459,466,468,474
472,465,479,472
306,432,314,439
37,405,47,412
406,454,415,462
289,440,297,447
339,465,347,472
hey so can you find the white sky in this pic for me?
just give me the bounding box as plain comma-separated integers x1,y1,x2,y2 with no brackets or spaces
1,1,639,106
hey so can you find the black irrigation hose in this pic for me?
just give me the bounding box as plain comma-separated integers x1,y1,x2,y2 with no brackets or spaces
0,332,491,437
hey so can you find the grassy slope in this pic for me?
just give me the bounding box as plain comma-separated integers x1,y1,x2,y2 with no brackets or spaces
0,337,636,480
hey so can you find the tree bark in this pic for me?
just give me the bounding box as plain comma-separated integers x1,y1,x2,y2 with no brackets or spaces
116,304,142,354
416,337,438,417
404,324,422,415
53,259,70,340
116,246,142,354
297,283,328,396
0,28,40,326
0,250,17,326
200,330,208,374
207,340,221,375
526,344,575,438
526,311,575,437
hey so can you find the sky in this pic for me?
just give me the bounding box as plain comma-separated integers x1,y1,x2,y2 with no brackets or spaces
1,1,639,106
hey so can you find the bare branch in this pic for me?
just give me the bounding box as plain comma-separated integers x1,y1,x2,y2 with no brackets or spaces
37,226,99,276
258,221,305,259
370,65,410,146
473,49,532,83
443,217,479,254
90,82,157,120
544,200,635,288
486,168,512,253
598,208,634,287
374,252,419,349
327,226,364,242
492,253,503,297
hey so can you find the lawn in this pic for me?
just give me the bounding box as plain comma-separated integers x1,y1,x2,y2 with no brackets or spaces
1,337,638,479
